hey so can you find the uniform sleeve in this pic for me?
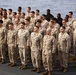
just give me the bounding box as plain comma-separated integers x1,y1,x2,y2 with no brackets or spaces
29,24,34,33
14,31,17,47
3,27,7,44
52,37,56,54
57,33,60,51
26,31,30,46
66,34,71,53
30,33,32,47
55,29,59,41
17,30,19,45
40,34,43,51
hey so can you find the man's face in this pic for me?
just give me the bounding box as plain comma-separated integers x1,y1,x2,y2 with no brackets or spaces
0,23,2,27
15,18,19,24
20,23,24,29
8,10,11,14
36,22,41,27
36,11,39,15
42,16,45,20
0,8,2,12
27,8,30,12
46,29,50,35
21,13,24,18
0,15,2,19
9,25,13,30
30,13,34,17
49,22,53,27
25,20,29,25
60,27,65,33
62,20,66,25
2,11,7,17
68,13,72,18
34,27,38,32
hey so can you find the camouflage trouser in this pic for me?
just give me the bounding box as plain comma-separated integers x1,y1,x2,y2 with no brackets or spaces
8,45,16,63
58,51,68,68
15,45,19,59
31,51,41,68
0,44,5,59
52,48,58,66
73,25,76,57
42,53,53,71
73,39,76,58
26,46,31,62
19,47,27,65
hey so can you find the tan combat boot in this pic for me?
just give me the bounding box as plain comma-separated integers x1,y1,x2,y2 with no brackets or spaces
0,58,2,62
10,63,16,67
1,59,5,64
31,67,37,72
48,71,52,75
57,67,64,72
73,64,76,67
21,65,27,70
19,65,23,69
8,62,12,66
37,68,41,73
63,67,68,73
42,70,48,75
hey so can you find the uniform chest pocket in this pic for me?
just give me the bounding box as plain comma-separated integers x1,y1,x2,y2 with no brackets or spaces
62,37,66,42
0,29,3,35
8,32,15,39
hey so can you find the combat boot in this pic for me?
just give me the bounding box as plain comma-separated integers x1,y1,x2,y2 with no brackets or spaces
52,62,56,68
19,65,23,69
1,59,5,64
42,70,48,75
73,64,76,67
48,71,52,75
0,58,2,62
8,63,12,66
10,63,16,67
31,67,37,72
63,67,68,73
37,68,41,73
21,65,27,70
57,67,64,71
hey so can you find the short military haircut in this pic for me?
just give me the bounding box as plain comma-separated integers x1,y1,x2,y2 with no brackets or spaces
69,11,73,15
36,19,42,23
65,15,69,18
57,13,61,16
47,9,50,12
50,20,54,24
18,6,22,9
25,18,30,22
0,20,3,23
13,12,17,15
31,11,35,14
0,13,2,16
61,26,65,29
52,17,57,22
22,12,25,15
8,9,12,12
8,23,14,26
20,22,25,25
0,8,3,10
62,19,67,22
42,14,46,18
28,7,31,10
3,9,7,12
46,27,51,32
36,9,40,12
35,26,39,29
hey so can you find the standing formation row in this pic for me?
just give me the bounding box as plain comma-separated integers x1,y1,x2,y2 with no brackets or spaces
0,7,76,75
